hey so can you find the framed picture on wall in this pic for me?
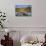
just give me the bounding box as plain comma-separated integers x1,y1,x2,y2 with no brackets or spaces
15,5,32,16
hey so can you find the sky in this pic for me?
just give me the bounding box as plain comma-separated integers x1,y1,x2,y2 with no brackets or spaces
16,5,32,8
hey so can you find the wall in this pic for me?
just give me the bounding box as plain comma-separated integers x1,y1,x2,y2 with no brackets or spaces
0,0,46,46
0,0,46,27
0,31,46,46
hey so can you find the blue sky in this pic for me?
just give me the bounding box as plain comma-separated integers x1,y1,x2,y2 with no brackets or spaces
16,5,32,8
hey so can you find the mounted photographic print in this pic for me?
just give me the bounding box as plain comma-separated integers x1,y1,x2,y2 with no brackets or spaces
15,5,32,16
